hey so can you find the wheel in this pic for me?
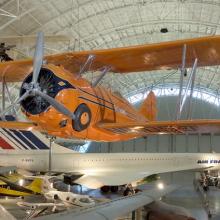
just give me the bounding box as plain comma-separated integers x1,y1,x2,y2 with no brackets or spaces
134,188,142,193
100,185,110,193
123,188,133,196
203,185,209,192
110,186,119,193
54,194,59,200
72,104,91,132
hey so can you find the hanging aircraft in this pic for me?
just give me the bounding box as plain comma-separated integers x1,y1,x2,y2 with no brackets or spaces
0,33,220,141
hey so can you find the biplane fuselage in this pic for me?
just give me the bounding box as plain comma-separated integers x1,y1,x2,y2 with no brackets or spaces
23,64,147,142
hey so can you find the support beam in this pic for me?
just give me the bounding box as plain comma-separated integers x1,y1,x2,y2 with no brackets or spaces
136,208,142,220
0,8,17,18
132,210,136,220
5,81,17,119
2,79,5,112
48,136,55,174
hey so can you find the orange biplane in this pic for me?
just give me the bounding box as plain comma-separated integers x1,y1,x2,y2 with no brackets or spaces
1,33,220,142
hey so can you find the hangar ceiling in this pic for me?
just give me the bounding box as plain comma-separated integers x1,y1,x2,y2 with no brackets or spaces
0,0,220,148
1,0,220,99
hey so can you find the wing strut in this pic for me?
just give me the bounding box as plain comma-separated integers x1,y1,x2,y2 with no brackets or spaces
180,58,198,114
78,54,95,77
92,66,111,87
176,44,198,120
176,44,186,120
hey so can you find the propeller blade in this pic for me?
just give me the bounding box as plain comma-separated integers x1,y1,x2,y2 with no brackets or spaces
34,90,75,120
32,32,44,84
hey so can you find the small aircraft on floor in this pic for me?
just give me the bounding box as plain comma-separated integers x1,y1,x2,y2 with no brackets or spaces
17,176,95,218
1,33,220,141
0,175,42,197
36,186,196,220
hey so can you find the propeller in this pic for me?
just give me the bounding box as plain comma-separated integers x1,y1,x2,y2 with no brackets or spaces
32,32,44,85
34,90,75,120
1,32,76,121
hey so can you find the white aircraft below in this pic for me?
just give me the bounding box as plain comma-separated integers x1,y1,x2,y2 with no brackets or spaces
32,185,196,220
0,123,219,195
42,177,95,207
17,176,95,217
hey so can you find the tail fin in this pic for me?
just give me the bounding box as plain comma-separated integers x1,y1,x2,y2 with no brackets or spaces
138,91,157,121
25,176,56,194
26,178,43,194
0,115,75,153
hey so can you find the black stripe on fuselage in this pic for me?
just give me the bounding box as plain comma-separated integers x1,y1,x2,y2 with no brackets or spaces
0,193,21,197
79,96,115,111
0,182,34,194
78,89,140,120
79,88,113,105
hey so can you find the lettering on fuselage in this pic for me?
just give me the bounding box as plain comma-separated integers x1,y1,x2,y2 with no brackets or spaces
22,158,34,163
197,159,220,164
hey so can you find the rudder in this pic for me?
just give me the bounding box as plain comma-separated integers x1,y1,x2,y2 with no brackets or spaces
138,91,157,121
26,178,43,194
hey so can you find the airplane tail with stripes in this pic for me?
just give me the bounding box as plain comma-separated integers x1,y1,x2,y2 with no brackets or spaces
0,115,73,153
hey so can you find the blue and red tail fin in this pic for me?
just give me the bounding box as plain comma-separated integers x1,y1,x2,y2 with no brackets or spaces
0,115,75,153
0,115,49,150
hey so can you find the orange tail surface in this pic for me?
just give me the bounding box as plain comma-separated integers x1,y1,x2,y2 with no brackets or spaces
139,91,157,121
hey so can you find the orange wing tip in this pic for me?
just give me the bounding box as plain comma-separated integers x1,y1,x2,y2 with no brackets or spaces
0,121,39,131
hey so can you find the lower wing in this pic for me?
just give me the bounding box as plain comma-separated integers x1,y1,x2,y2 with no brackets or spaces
0,121,40,131
98,119,220,135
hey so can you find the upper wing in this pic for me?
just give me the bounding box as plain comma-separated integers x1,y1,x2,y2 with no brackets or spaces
37,185,177,220
1,35,220,82
98,119,220,135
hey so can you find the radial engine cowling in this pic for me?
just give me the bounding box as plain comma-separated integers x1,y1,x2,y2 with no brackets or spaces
20,68,73,115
